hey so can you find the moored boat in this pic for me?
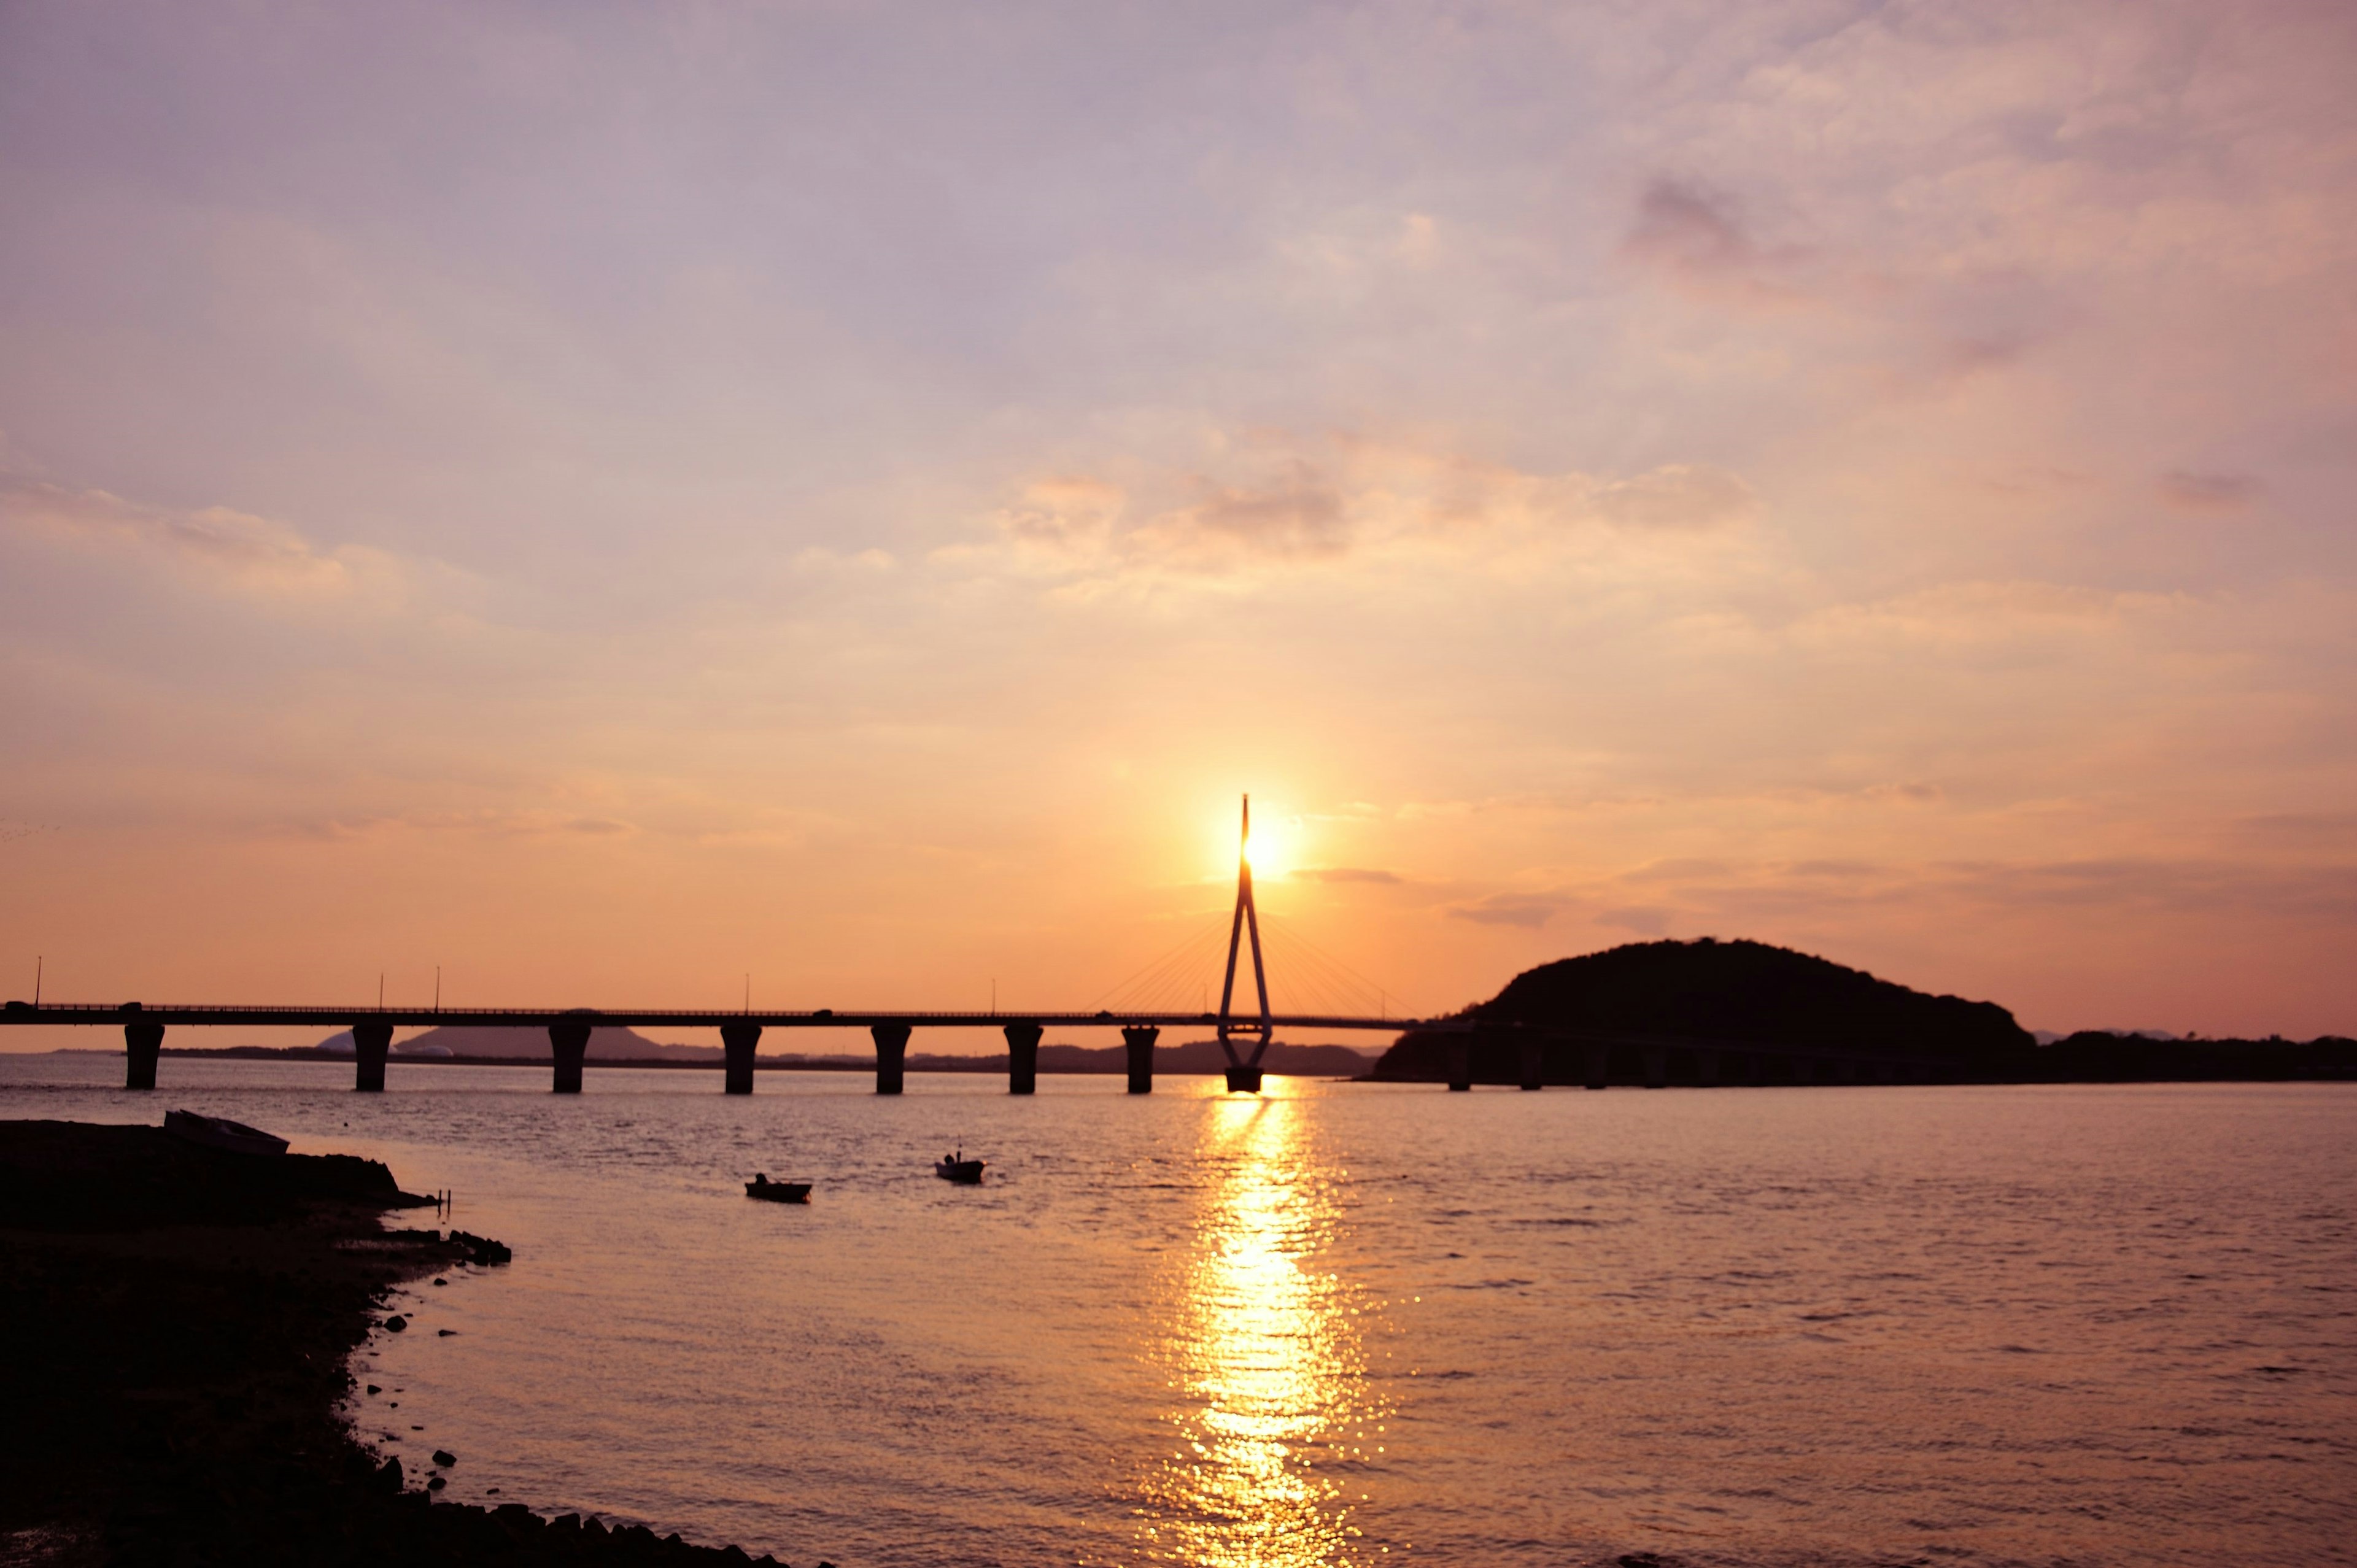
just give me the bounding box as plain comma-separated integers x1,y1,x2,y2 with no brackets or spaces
934,1149,985,1184
163,1109,290,1157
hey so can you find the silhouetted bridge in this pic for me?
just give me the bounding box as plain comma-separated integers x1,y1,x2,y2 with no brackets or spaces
0,1002,1457,1095
2,799,1473,1097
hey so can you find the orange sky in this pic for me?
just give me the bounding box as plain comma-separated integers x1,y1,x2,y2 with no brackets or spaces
3,1,2353,1047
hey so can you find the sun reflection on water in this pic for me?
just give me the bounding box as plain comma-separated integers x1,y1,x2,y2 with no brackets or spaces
1134,1095,1390,1567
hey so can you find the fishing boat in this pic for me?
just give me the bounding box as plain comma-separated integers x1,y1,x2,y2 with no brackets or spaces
934,1149,985,1184
163,1109,289,1157
744,1173,811,1203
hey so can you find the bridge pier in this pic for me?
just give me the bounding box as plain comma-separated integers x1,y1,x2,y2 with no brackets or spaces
123,1020,163,1091
549,1021,590,1094
1121,1025,1158,1094
1697,1049,1721,1087
721,1022,761,1095
354,1020,392,1092
1641,1045,1668,1089
1224,1065,1263,1094
1519,1038,1544,1091
1447,1035,1472,1091
872,1024,910,1095
1004,1022,1042,1094
1583,1043,1609,1090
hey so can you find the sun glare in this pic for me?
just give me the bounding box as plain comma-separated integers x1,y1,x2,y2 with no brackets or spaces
1221,801,1298,883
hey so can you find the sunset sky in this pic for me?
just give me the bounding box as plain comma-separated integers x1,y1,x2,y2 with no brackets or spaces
3,1,2353,1048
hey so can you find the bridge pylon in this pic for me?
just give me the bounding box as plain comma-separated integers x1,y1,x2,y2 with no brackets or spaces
1215,795,1274,1094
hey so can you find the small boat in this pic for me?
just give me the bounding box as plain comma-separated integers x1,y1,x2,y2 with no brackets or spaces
934,1149,985,1185
744,1173,811,1204
164,1109,290,1157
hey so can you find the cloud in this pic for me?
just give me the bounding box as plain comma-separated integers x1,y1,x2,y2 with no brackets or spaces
1293,866,1401,884
288,809,640,841
1125,460,1351,566
1588,464,1757,531
1624,179,1754,279
2159,471,2263,512
1449,892,1566,929
982,435,1757,582
1620,178,1809,307
1,475,408,600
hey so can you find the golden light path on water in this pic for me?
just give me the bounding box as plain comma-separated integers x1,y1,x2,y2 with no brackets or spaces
1133,1095,1394,1567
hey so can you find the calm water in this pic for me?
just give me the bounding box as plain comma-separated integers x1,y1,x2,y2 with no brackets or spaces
4,1056,2353,1567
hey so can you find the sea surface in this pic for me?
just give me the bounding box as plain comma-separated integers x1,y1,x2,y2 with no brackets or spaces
4,1054,2353,1568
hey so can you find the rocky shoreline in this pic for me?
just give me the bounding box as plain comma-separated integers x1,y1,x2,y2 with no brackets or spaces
0,1120,792,1567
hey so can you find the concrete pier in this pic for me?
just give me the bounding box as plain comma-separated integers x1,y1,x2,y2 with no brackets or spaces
871,1023,910,1095
1003,1022,1042,1095
721,1021,761,1095
1447,1036,1473,1092
1584,1043,1610,1091
1697,1049,1722,1087
1121,1025,1158,1094
1519,1038,1544,1091
353,1020,392,1092
1224,1065,1263,1094
123,1019,163,1091
549,1020,590,1094
1641,1045,1668,1089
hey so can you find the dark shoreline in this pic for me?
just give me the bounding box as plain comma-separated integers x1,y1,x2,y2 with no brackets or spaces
0,1120,788,1566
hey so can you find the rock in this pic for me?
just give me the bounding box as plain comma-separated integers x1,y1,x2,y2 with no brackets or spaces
433,1276,448,1286
366,1384,381,1394
447,1230,513,1265
438,1327,457,1336
433,1449,457,1467
384,1315,408,1332
374,1456,402,1493
427,1475,446,1492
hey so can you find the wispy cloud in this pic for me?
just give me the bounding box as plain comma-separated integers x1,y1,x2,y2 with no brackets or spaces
976,435,1757,584
1,476,421,602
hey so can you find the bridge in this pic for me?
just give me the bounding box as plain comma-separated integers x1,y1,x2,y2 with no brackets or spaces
2,798,1470,1096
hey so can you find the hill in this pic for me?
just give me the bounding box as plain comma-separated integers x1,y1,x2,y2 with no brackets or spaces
1370,938,2032,1085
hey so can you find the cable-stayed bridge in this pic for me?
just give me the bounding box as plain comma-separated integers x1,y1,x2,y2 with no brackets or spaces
2,798,1467,1096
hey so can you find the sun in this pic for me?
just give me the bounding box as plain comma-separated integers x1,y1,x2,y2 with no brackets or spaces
1237,811,1295,882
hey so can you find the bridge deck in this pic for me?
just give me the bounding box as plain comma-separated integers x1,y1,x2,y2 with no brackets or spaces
0,1003,1460,1032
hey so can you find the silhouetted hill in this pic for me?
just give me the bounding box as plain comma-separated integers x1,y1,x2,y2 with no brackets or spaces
1370,940,2354,1086
1372,938,2030,1085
